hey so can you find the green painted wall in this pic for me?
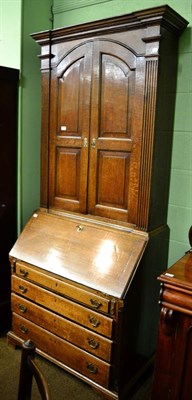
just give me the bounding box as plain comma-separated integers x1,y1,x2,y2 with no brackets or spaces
53,0,190,27
19,0,52,230
0,0,52,233
53,0,192,267
0,0,21,69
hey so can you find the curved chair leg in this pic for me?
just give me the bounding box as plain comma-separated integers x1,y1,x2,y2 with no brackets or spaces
17,340,52,400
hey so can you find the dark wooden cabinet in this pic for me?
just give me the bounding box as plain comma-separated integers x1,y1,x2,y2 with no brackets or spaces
7,6,188,400
0,66,19,332
152,252,192,400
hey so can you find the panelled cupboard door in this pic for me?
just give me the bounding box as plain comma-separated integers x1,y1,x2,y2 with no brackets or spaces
49,38,144,222
49,43,92,213
88,40,142,222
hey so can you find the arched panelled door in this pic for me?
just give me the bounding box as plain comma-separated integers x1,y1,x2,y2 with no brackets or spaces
49,39,145,223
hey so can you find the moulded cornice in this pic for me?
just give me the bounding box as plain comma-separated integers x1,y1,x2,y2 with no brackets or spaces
31,5,188,46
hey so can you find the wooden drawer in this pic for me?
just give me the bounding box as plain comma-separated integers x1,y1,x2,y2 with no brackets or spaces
12,313,110,388
12,275,113,338
11,293,112,361
161,286,192,315
14,261,112,314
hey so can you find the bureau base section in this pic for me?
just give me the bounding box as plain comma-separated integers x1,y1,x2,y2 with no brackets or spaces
8,315,119,399
8,331,153,400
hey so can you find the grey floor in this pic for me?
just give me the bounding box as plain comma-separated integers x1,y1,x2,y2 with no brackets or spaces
0,334,152,399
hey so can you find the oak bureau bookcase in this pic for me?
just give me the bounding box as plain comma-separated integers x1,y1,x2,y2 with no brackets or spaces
7,6,188,400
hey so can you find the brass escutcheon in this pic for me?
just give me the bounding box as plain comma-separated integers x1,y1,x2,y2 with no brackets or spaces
83,138,88,148
76,225,83,232
91,138,96,149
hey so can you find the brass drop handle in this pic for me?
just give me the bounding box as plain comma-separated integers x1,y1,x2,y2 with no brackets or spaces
19,324,28,334
91,138,96,149
19,269,28,277
87,338,99,349
19,285,27,294
86,362,98,374
90,299,102,309
88,316,100,328
19,304,27,313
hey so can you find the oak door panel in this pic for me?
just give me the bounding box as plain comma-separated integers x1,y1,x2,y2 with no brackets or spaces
88,40,143,222
97,151,130,211
49,43,92,213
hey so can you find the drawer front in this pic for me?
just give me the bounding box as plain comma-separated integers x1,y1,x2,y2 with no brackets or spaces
162,286,192,314
15,261,111,314
12,293,112,362
12,275,113,338
12,313,110,388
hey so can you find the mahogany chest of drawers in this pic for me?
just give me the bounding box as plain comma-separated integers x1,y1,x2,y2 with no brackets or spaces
152,252,192,400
